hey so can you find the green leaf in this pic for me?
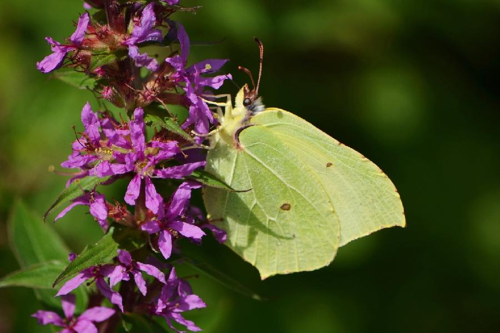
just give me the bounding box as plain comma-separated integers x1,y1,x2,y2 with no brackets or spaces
190,170,247,192
90,53,118,71
53,224,146,287
44,176,111,222
181,256,266,301
8,200,88,311
52,70,97,90
145,114,195,143
10,200,70,266
0,261,66,289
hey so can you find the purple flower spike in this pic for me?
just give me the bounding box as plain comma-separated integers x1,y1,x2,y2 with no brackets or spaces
32,294,115,333
108,250,166,296
141,182,205,260
152,268,206,332
57,265,124,312
37,12,90,73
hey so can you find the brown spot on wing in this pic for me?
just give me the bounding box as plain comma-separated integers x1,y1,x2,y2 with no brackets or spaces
280,203,291,211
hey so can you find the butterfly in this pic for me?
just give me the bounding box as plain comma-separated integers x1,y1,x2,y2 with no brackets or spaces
202,39,405,279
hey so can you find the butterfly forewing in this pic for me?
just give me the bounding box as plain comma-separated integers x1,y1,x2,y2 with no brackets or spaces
251,109,406,246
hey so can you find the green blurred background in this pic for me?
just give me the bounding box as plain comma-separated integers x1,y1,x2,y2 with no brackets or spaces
1,0,500,332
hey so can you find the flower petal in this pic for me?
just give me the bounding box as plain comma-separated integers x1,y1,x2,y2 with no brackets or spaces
125,3,163,45
176,23,190,63
145,177,161,214
130,108,146,154
89,193,108,222
128,45,159,71
36,45,68,73
155,161,205,180
170,312,202,332
166,182,195,220
81,102,101,145
61,294,76,319
73,319,98,333
55,197,88,221
70,12,90,45
96,277,123,312
158,230,173,260
132,270,148,296
169,221,205,241
80,306,115,323
125,174,141,206
176,294,206,312
56,269,93,296
137,262,166,284
107,265,128,288
141,220,161,234
31,311,64,326
117,250,132,266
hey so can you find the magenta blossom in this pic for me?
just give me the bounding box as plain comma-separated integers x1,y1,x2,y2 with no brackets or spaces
141,181,205,260
57,265,123,312
122,107,205,214
37,12,89,73
107,250,166,296
32,294,114,333
61,102,132,183
151,267,206,332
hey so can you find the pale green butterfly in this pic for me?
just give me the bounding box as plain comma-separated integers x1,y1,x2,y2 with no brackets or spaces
203,40,405,279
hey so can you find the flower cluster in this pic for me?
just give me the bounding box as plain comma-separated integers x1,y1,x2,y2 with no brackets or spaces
35,1,229,332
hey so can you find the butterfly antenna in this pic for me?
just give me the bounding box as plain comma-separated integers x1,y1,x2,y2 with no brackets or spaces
224,72,241,90
238,66,256,90
254,37,264,95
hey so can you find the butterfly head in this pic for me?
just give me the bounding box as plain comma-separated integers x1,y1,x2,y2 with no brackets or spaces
234,84,265,115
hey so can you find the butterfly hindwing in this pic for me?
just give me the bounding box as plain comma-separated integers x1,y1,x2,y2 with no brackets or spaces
204,124,340,279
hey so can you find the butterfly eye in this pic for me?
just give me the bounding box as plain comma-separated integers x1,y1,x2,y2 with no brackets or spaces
243,98,252,107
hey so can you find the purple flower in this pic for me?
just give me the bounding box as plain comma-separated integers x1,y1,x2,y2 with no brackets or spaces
141,181,205,260
57,265,124,312
32,294,115,333
151,268,206,332
124,3,162,71
166,23,231,135
107,250,166,296
55,191,109,231
125,3,163,46
122,108,181,213
37,12,90,73
61,102,131,182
